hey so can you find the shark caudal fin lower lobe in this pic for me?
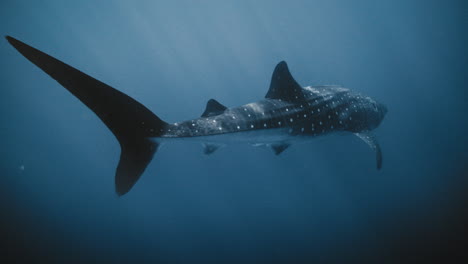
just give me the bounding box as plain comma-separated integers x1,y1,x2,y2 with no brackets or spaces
6,36,167,196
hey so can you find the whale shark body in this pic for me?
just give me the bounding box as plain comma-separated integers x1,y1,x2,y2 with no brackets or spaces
6,36,387,196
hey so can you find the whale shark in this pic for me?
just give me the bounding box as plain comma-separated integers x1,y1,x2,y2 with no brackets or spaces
6,36,387,196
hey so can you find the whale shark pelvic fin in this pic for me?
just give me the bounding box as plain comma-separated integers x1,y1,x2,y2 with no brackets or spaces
270,143,291,155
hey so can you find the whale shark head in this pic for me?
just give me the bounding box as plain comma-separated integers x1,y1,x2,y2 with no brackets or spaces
366,99,387,131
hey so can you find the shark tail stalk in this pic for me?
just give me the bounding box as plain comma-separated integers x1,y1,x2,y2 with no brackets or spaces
6,36,166,196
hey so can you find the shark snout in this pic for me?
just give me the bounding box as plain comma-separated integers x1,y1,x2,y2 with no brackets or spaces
380,104,388,116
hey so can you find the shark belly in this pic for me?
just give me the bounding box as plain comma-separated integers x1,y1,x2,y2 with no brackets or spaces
154,127,298,144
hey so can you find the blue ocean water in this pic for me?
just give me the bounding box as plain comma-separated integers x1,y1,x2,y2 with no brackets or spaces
1,0,467,263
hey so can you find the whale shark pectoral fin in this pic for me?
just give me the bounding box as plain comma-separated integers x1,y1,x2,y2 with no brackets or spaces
201,99,227,117
354,132,383,170
265,61,305,102
203,143,222,155
270,143,290,155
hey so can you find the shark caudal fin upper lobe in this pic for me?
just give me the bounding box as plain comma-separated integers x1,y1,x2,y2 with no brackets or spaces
6,36,166,196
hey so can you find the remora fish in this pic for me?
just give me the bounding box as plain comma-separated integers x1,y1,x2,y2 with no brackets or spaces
6,36,387,196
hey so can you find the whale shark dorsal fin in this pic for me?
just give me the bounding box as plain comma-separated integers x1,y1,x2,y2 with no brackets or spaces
201,99,227,117
265,61,305,102
355,132,383,170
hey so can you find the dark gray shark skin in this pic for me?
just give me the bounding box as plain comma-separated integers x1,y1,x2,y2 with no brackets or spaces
165,85,385,140
6,36,387,196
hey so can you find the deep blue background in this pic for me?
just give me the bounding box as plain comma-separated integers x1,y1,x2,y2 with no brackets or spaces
1,0,467,263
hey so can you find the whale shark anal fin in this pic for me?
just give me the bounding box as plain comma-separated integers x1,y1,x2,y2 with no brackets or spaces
203,143,221,155
355,132,383,170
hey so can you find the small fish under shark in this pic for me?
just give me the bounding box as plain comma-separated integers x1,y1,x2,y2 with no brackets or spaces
6,36,387,196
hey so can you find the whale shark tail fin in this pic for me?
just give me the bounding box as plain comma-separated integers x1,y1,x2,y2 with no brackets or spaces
6,36,167,196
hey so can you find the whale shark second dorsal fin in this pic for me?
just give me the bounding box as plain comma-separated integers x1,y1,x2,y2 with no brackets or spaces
201,99,227,117
265,61,305,102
